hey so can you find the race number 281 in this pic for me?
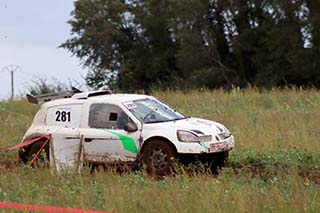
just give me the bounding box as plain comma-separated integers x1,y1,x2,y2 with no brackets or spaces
55,111,71,122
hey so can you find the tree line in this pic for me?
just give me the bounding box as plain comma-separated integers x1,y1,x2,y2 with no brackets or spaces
61,0,320,92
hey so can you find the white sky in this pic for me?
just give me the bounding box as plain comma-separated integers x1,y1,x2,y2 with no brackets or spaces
0,0,87,100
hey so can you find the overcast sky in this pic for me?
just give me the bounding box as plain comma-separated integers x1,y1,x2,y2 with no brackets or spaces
0,0,87,100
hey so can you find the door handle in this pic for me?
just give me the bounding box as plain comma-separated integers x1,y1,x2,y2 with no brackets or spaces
84,138,93,143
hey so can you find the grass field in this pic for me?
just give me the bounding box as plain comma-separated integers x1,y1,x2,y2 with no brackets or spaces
0,89,319,212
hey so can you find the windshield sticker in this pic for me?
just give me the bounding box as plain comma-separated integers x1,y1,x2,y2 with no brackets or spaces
123,101,137,109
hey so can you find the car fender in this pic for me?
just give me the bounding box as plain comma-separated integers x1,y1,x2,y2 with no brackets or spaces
141,129,206,154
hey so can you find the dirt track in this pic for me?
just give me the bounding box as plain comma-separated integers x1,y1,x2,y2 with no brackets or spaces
1,162,319,184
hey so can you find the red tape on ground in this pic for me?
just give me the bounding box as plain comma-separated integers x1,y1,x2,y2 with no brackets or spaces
0,202,109,213
0,135,51,151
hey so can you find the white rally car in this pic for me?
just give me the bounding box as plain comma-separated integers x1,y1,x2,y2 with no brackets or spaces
19,89,235,175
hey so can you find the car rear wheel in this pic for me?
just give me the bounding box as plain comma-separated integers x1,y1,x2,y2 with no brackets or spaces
142,140,176,176
27,140,50,168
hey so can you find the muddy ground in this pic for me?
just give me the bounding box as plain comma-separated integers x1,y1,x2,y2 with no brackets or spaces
1,162,319,184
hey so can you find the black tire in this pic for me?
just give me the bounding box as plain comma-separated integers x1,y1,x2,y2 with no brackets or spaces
211,151,229,172
18,147,29,163
27,140,50,168
142,140,176,176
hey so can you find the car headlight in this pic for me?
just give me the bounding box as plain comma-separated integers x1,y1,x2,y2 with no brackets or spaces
177,130,199,142
218,127,232,140
177,130,212,142
224,127,231,137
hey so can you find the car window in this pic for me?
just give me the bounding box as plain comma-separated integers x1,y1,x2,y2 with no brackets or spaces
89,103,132,129
123,98,185,123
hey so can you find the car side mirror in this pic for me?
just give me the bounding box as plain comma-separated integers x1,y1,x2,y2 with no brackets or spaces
124,122,138,132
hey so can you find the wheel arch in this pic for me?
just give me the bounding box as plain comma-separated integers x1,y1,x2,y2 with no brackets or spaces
18,134,49,163
140,136,178,156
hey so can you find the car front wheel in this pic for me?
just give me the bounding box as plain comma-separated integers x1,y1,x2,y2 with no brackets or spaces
142,140,176,176
211,150,229,172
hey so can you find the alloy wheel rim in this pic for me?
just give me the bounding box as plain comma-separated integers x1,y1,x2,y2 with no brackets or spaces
149,148,168,170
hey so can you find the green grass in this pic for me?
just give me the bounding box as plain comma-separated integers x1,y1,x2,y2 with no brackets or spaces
154,88,320,152
0,89,319,212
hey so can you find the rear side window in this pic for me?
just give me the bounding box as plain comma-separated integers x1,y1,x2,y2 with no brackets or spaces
46,104,82,128
89,104,132,129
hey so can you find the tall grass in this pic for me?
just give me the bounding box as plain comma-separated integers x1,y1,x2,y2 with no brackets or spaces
0,89,319,212
0,167,319,212
154,88,320,152
0,100,37,164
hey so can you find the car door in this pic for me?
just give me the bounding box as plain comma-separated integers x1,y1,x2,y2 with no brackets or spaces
80,103,141,163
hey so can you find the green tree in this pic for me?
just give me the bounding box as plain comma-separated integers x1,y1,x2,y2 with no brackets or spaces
61,0,179,92
61,0,320,91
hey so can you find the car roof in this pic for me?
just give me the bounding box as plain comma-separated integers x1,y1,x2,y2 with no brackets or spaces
87,93,152,103
41,93,152,108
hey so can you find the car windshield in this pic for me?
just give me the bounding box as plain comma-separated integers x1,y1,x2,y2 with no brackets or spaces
123,98,185,123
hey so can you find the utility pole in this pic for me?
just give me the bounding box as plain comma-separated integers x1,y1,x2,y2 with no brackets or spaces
2,64,21,100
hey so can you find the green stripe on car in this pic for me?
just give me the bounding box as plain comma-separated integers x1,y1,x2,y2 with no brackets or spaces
103,130,138,154
200,142,207,150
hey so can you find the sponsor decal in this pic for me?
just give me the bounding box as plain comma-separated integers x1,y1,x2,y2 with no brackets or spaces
123,101,137,109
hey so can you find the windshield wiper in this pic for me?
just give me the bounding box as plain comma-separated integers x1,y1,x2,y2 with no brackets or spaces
144,116,190,124
144,120,170,124
169,116,190,121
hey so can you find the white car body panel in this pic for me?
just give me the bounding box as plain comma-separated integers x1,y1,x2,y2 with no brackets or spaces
79,128,139,162
50,133,83,171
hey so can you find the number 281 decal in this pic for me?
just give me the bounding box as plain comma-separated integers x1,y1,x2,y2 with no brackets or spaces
56,111,71,122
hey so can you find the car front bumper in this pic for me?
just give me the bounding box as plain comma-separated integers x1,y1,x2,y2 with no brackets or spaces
175,135,235,154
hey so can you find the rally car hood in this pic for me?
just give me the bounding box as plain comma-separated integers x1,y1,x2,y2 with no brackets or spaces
143,117,226,136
